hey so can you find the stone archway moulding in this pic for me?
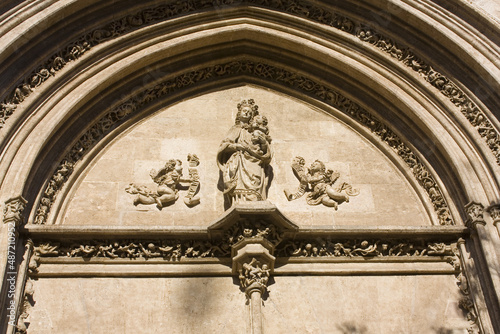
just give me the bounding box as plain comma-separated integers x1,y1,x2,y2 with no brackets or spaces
0,0,499,172
0,0,497,220
1,1,500,333
28,59,454,227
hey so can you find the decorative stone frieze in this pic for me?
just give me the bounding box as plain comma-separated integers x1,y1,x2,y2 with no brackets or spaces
30,237,462,261
32,60,452,225
3,197,27,228
284,156,359,209
31,239,230,260
125,154,201,209
276,238,457,258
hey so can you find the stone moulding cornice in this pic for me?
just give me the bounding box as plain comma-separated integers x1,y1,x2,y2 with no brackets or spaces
22,224,469,240
0,0,498,169
24,203,468,257
25,213,467,265
27,232,464,263
25,227,465,279
30,60,454,226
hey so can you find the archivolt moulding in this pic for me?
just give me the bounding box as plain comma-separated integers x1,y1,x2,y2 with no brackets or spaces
29,60,453,226
0,0,499,167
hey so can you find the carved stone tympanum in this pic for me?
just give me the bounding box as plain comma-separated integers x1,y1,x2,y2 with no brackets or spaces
126,154,200,209
217,99,272,205
284,157,359,209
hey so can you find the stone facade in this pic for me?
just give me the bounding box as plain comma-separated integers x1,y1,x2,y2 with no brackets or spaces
1,1,500,333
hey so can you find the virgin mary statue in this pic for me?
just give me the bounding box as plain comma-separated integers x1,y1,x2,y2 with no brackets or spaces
217,99,272,205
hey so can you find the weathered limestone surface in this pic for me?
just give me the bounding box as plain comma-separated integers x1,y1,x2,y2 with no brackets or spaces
27,277,246,334
25,275,468,333
61,86,430,227
265,275,470,333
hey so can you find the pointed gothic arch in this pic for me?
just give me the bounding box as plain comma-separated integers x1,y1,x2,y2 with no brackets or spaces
1,1,500,333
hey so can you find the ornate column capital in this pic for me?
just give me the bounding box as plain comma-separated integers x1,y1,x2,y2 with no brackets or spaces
465,201,486,230
3,196,27,228
487,204,500,226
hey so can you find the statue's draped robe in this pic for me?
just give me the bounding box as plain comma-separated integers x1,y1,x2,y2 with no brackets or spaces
217,125,271,201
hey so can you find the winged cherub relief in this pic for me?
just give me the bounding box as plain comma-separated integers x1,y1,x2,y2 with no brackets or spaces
126,154,200,209
284,156,359,209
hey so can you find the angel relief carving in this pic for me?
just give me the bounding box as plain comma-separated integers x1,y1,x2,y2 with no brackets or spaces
125,154,200,209
284,156,359,209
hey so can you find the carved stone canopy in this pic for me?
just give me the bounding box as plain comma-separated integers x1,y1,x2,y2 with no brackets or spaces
207,200,299,241
207,201,297,285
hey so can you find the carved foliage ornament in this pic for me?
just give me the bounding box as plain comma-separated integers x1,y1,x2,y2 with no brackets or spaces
125,154,201,209
284,157,359,209
32,239,231,260
224,218,283,247
31,238,460,261
276,238,458,258
465,201,486,229
32,60,453,225
452,240,481,333
1,0,498,170
3,197,27,227
488,204,500,224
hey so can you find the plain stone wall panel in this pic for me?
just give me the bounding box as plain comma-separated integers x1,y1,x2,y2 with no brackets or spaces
26,275,468,333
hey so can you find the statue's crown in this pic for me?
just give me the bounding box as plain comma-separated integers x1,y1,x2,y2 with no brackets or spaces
237,99,259,113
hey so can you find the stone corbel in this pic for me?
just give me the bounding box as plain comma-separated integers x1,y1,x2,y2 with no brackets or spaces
232,238,275,295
